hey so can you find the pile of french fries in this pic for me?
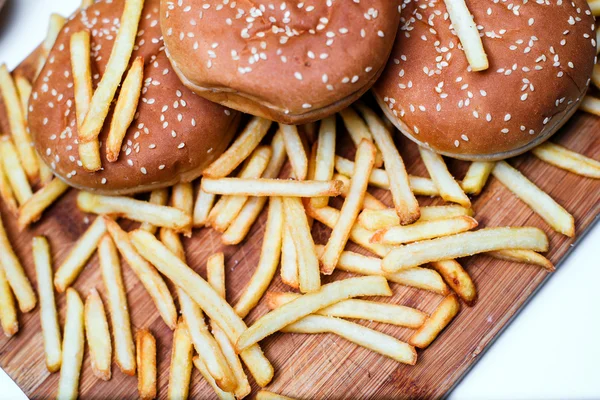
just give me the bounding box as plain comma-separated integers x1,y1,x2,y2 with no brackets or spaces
1,2,600,399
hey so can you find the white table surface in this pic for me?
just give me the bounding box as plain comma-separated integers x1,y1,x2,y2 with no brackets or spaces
1,1,599,398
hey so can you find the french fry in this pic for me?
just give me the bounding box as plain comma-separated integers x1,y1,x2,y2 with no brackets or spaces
256,391,296,400
140,188,169,233
358,205,474,231
192,185,216,228
136,329,157,400
99,235,136,375
54,217,106,293
335,173,386,211
84,288,112,381
280,223,299,289
444,0,488,70
461,162,495,195
81,0,94,8
0,151,18,215
234,197,283,317
193,357,235,400
77,191,192,232
592,61,600,90
168,318,193,400
409,294,460,348
579,95,600,116
203,116,272,178
311,116,336,208
236,276,392,352
14,75,32,117
106,56,144,162
487,249,554,271
202,177,342,197
0,214,36,312
56,288,85,400
356,103,420,224
280,124,308,180
267,292,426,328
0,264,17,337
18,178,69,229
531,142,600,179
590,0,600,14
0,65,39,179
129,229,274,387
0,137,33,205
37,155,55,186
430,260,477,305
419,147,471,207
339,107,384,166
283,197,320,293
43,14,66,53
371,216,479,245
321,140,376,274
171,182,194,236
32,237,61,370
492,161,575,236
382,227,549,273
597,27,600,54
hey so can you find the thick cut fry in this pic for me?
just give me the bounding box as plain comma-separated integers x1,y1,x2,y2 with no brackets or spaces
0,156,18,215
371,216,478,245
358,205,473,231
32,237,61,370
171,182,194,236
99,235,136,375
235,197,283,317
282,315,417,365
256,391,296,400
193,185,216,228
14,75,32,117
236,276,391,352
77,191,191,232
130,230,274,387
430,260,477,305
492,161,574,236
383,227,549,272
18,178,69,229
444,0,489,70
56,289,85,400
0,215,36,312
579,95,600,116
461,161,495,195
168,318,193,400
0,137,32,205
280,124,308,180
140,188,169,233
335,173,386,211
202,178,342,198
311,116,336,208
321,140,376,274
54,217,106,292
85,288,112,380
107,56,144,162
409,294,460,348
0,65,39,179
419,147,470,207
193,357,236,400
531,142,600,179
203,117,272,178
280,223,299,289
487,249,554,271
0,264,17,337
136,329,157,400
356,104,420,224
283,197,320,293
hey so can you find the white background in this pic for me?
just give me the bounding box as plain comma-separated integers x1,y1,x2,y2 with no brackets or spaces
0,1,599,398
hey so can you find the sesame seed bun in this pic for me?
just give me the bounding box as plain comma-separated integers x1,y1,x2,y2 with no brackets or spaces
160,0,401,124
29,0,240,195
374,0,596,161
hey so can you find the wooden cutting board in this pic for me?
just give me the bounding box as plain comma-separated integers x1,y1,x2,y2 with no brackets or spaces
1,45,599,400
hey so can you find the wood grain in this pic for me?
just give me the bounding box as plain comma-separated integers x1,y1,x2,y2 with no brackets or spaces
1,47,599,399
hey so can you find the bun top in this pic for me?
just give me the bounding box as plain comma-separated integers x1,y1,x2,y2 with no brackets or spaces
160,0,401,124
29,0,239,195
374,0,596,160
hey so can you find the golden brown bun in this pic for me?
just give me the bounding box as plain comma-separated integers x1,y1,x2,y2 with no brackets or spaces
29,0,240,195
374,0,596,161
161,0,401,124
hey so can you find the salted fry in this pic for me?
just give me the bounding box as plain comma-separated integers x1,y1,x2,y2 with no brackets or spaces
168,318,193,400
311,116,336,208
85,288,112,380
419,147,470,207
43,14,66,53
409,294,460,348
56,288,85,400
487,249,554,271
171,182,194,236
339,107,383,166
77,191,191,232
492,161,574,236
280,223,299,289
256,391,296,400
0,137,32,205
461,161,495,195
193,185,216,228
0,152,18,215
430,260,477,305
371,216,478,245
140,188,169,233
18,178,69,229
202,178,342,197
335,173,386,210
193,357,235,400
0,259,18,339
14,75,32,117
358,205,473,231
280,124,308,180
99,235,136,375
444,0,488,70
531,142,600,179
382,227,549,272
32,237,61,370
203,117,272,178
136,329,157,400
579,95,600,116
107,56,144,162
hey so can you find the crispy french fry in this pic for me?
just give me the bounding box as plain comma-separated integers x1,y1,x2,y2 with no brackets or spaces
0,263,17,337
409,294,460,348
236,276,392,352
32,237,61,370
202,178,342,198
56,289,85,400
280,223,299,289
382,227,549,273
280,124,308,180
85,288,112,381
77,191,192,232
444,0,488,70
487,249,554,271
430,260,477,305
311,116,336,208
492,161,575,236
0,136,32,205
0,214,36,312
37,155,55,186
419,147,470,207
256,391,296,400
193,357,236,400
99,235,136,375
531,142,600,179
207,253,226,296
168,318,193,400
140,188,169,233
136,329,157,400
0,153,18,215
358,205,474,231
14,75,32,117
171,182,194,236
203,117,272,178
339,107,384,167
78,141,102,172
106,56,144,162
81,0,94,8
43,14,66,53
461,162,495,195
54,217,106,293
18,178,69,229
192,185,216,228
579,95,600,116
371,216,478,245
334,173,386,211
